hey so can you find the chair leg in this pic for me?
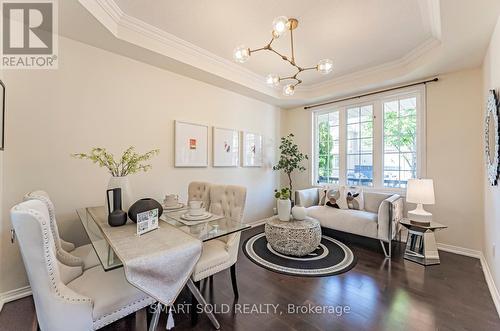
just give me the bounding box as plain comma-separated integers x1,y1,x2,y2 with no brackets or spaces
146,305,153,329
380,240,391,258
191,280,200,326
230,264,239,299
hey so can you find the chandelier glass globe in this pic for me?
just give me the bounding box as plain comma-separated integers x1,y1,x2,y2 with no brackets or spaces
283,84,295,96
272,16,289,38
233,45,250,63
265,73,280,87
317,59,333,75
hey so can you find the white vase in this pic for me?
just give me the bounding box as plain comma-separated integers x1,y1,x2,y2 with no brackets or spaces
292,206,307,220
107,176,133,211
277,199,291,221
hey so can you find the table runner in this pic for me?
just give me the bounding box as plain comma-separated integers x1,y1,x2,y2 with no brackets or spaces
87,207,202,305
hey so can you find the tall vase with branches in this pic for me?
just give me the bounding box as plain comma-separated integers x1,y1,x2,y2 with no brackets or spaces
273,134,308,200
72,146,160,210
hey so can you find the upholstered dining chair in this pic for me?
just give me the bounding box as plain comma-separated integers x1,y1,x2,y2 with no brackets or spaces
24,190,99,270
11,199,156,331
187,181,211,211
191,184,247,296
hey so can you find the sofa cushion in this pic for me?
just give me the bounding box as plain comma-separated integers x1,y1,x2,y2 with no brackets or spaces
346,187,364,210
306,206,378,239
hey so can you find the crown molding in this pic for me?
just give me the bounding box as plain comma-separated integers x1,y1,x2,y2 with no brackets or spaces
78,0,442,103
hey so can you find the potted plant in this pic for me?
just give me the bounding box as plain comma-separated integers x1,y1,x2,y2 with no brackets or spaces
273,133,308,201
274,188,291,221
72,146,159,210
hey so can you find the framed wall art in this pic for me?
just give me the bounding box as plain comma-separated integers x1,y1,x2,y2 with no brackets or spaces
242,131,263,167
0,80,5,150
175,121,208,167
213,127,239,167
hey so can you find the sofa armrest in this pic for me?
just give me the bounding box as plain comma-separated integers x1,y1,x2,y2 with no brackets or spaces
295,188,319,208
377,195,404,242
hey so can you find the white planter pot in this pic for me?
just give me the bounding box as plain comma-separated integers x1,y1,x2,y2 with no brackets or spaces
277,199,291,221
107,176,133,211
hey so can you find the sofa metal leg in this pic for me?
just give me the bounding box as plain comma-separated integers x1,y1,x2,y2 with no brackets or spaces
380,240,391,258
191,281,200,326
230,264,239,299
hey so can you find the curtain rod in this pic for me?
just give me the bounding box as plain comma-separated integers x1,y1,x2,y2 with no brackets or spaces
303,77,439,110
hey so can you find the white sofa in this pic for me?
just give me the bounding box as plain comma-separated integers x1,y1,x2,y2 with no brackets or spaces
295,188,404,258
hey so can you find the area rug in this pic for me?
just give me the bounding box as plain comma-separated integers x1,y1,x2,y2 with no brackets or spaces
243,232,356,277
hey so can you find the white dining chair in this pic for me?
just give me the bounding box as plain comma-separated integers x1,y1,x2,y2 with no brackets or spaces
187,181,211,210
11,199,156,331
191,184,247,296
24,190,99,270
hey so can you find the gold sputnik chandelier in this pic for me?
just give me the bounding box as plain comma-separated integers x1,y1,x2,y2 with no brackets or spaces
233,16,333,96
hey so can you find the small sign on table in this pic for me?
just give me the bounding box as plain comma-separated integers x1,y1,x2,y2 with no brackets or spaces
137,208,159,235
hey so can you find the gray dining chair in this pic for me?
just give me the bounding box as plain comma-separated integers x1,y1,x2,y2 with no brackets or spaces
191,184,246,294
187,181,211,210
24,190,99,270
11,199,156,331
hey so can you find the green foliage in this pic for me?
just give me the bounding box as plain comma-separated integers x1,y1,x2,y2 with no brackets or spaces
273,133,308,193
384,111,417,172
274,188,291,200
318,121,333,180
72,146,160,177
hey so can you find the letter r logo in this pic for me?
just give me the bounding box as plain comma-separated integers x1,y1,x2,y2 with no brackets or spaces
2,2,53,54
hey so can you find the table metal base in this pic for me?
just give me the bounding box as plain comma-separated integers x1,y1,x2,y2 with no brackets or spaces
147,279,220,331
404,229,441,266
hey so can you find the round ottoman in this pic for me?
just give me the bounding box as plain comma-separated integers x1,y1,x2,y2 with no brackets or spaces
264,216,322,257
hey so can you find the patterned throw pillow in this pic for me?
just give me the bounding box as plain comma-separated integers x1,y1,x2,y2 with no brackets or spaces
346,187,364,210
324,187,348,210
318,188,328,206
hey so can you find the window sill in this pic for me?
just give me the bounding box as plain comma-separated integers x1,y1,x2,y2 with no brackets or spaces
313,183,406,196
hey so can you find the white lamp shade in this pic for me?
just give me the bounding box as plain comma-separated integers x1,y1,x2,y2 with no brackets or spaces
406,179,435,205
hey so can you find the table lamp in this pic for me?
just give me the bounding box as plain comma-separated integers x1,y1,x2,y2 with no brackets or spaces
406,178,435,225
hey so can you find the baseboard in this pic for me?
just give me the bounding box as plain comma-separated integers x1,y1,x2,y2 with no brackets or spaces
436,243,482,259
0,286,32,312
479,252,500,317
248,218,269,227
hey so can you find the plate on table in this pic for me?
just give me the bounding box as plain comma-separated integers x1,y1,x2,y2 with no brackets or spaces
180,212,212,221
163,203,185,210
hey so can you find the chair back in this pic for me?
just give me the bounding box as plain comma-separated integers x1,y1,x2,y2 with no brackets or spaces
188,182,211,211
209,185,246,222
10,200,91,331
24,190,82,267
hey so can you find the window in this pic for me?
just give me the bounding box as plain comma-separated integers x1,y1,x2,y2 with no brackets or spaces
316,111,340,184
347,105,373,186
383,97,417,188
313,87,424,190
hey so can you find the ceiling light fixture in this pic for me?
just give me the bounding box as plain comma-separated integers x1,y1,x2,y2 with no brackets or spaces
233,16,333,96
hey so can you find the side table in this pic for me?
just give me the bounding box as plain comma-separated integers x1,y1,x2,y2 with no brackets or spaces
400,218,447,266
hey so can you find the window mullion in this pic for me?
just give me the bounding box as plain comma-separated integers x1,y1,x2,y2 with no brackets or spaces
339,108,347,186
373,101,383,188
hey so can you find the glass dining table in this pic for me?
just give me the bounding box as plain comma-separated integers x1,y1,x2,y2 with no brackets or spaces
76,205,251,330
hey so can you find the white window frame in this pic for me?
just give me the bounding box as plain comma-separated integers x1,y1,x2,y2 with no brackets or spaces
311,85,426,193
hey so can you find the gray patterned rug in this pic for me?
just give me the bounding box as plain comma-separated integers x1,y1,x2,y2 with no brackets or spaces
243,232,356,277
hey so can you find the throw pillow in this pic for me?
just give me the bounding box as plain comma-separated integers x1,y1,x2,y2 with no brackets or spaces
346,187,364,210
324,186,348,209
318,188,328,206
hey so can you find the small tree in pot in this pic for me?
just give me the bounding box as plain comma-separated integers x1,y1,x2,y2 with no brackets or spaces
273,133,308,200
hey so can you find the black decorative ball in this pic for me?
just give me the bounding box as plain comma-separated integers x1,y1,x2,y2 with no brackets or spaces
128,198,163,223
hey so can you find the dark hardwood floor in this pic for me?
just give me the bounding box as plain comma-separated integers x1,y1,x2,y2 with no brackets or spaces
1,225,499,331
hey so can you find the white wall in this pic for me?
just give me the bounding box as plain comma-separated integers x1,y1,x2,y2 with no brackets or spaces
281,68,485,251
0,37,281,293
483,16,500,300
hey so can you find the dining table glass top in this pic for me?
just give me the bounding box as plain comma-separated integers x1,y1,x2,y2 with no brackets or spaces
76,206,251,271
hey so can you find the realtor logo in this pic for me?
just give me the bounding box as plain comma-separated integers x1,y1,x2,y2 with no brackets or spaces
1,0,58,69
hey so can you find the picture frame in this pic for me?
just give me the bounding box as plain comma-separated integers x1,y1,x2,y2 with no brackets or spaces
0,80,5,151
213,127,239,167
242,131,263,167
175,121,208,167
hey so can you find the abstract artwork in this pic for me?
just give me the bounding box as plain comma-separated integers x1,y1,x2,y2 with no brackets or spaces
175,121,208,167
213,127,239,167
242,131,263,167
